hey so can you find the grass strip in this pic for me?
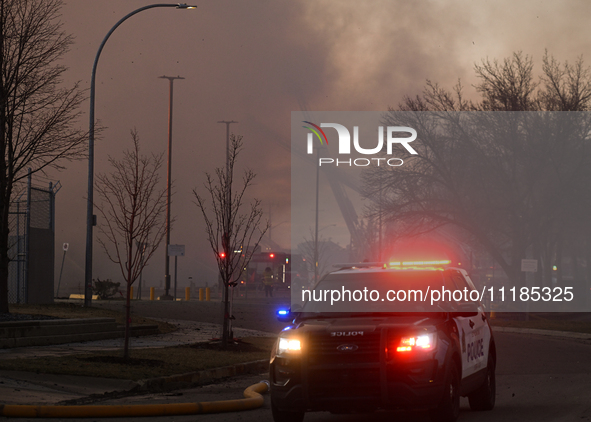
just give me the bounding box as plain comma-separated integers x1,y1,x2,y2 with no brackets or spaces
0,337,276,381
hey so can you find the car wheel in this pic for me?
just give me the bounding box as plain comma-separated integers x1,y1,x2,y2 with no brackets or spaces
430,360,460,422
430,362,460,422
468,353,496,411
271,397,305,422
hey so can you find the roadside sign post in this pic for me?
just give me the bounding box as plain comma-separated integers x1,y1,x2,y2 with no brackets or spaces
168,245,185,300
56,243,69,298
521,259,538,320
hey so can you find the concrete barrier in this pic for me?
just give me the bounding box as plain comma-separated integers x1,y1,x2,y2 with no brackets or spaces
68,294,98,300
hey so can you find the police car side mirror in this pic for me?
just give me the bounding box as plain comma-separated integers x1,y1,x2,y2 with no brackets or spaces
452,302,479,317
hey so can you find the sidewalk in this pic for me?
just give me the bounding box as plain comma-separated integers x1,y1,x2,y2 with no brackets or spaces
0,319,275,405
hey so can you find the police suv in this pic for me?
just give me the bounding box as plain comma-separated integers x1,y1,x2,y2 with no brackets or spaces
270,262,496,422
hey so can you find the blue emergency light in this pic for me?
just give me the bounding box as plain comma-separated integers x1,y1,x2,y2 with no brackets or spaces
277,309,289,316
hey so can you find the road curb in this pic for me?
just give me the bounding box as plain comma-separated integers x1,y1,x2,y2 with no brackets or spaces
132,359,270,393
492,326,591,340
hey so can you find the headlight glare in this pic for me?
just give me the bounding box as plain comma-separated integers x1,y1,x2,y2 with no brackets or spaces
278,337,301,354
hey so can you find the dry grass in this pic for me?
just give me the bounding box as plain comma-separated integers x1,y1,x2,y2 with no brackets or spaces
0,337,275,381
8,302,177,334
3,303,274,381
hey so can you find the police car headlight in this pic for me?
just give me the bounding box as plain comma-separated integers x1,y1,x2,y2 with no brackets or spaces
278,337,301,354
396,333,437,352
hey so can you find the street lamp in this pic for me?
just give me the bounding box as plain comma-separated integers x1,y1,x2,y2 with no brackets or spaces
84,4,197,306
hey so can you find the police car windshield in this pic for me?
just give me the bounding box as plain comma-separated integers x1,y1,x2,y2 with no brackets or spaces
297,311,447,320
298,270,447,313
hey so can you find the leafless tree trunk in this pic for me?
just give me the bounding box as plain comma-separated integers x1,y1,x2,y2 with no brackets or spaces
0,0,87,313
95,129,167,359
194,134,268,348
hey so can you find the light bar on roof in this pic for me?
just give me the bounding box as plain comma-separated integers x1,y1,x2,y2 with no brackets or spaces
333,262,386,269
389,259,451,267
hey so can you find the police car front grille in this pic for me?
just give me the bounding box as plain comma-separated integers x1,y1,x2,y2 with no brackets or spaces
307,332,381,365
308,368,381,399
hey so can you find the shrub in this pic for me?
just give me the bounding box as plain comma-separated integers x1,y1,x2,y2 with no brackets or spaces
92,278,121,300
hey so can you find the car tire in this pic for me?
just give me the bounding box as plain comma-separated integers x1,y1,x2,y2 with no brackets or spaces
430,360,460,422
271,397,305,422
468,353,496,411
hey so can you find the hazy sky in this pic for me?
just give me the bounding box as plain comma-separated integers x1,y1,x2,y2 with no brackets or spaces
48,0,591,292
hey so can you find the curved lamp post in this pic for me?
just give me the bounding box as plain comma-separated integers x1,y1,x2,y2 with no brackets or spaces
84,4,197,306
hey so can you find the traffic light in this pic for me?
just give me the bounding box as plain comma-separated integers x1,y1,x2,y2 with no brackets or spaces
219,252,226,259
269,253,275,259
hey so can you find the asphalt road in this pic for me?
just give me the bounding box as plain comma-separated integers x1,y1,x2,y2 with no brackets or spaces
93,292,293,334
5,297,590,422
108,332,591,422
4,332,590,422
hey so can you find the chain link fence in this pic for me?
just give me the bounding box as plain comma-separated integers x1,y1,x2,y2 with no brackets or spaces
7,192,27,304
7,172,58,304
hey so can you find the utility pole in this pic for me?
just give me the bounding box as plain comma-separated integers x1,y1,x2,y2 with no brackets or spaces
217,121,238,183
159,75,185,300
314,146,320,284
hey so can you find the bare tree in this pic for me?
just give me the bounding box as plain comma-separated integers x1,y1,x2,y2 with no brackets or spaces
367,51,591,287
95,130,167,359
194,134,268,347
0,0,87,313
297,229,333,282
